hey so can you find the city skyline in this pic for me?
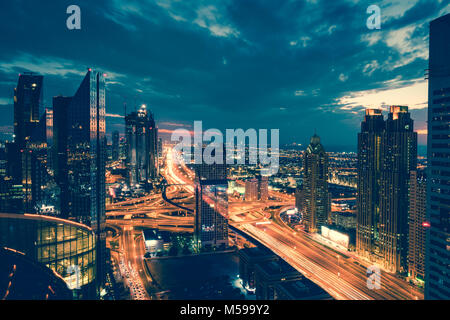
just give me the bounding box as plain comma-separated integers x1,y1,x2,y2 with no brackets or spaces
1,1,449,147
0,0,449,304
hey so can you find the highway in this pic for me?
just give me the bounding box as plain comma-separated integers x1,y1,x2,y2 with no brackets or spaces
163,146,424,300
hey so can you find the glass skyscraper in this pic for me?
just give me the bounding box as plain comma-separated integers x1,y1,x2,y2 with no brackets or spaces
425,13,450,299
67,70,106,292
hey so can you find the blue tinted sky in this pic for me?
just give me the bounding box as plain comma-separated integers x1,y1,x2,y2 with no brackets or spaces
0,0,449,147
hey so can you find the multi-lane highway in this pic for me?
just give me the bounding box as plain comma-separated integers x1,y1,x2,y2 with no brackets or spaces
163,146,424,300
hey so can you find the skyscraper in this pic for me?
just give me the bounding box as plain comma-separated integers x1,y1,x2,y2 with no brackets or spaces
194,147,228,250
13,73,44,149
379,106,417,273
408,170,427,283
303,134,329,233
425,13,450,299
10,73,49,213
357,107,417,273
380,106,417,271
357,109,385,263
67,70,106,291
125,105,158,185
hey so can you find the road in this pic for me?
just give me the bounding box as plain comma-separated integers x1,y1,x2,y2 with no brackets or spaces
163,146,424,300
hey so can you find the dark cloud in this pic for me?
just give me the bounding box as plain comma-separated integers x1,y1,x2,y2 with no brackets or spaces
0,0,448,147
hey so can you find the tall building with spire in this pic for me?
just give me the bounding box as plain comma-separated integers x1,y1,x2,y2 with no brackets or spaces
425,13,450,299
303,134,329,233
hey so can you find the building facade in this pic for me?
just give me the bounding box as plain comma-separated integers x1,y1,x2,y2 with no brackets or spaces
0,213,97,299
408,170,427,283
425,13,450,299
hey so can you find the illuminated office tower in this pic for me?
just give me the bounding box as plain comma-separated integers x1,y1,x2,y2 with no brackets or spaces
356,109,385,263
258,175,269,201
426,13,450,299
67,69,106,290
303,134,329,233
194,148,228,250
112,130,119,162
408,170,427,283
245,178,258,201
125,105,158,185
379,106,417,273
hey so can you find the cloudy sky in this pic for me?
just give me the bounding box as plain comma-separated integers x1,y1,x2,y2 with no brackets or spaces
0,0,449,148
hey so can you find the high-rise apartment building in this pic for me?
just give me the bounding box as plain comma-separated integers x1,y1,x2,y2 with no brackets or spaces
303,134,329,233
357,107,417,273
408,170,427,283
425,13,450,299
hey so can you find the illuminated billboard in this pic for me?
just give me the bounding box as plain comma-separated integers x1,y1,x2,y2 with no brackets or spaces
321,226,350,248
